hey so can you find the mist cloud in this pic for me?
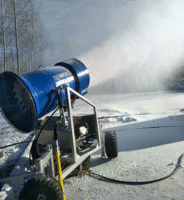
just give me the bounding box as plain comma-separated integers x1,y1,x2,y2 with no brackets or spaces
38,0,184,93
79,0,184,93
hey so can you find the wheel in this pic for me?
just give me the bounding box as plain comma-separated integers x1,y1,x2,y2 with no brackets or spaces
105,131,118,158
18,175,63,200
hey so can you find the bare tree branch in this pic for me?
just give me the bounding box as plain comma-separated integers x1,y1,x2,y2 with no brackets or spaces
13,0,20,74
1,0,7,71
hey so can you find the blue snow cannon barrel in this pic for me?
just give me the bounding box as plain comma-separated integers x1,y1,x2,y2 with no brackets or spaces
0,58,90,133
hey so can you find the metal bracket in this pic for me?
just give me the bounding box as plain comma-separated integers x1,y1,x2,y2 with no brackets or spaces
34,145,55,178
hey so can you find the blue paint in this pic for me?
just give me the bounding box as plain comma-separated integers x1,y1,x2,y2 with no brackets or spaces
0,58,90,133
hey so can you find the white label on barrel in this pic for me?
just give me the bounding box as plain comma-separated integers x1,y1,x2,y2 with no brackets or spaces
53,72,72,81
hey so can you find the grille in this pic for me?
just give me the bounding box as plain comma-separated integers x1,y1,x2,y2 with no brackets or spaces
0,72,37,133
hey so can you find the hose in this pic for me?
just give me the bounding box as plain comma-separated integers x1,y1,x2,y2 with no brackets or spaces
30,106,59,161
0,141,33,149
88,153,184,185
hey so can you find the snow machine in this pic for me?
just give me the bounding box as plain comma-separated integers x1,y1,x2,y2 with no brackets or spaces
0,58,118,200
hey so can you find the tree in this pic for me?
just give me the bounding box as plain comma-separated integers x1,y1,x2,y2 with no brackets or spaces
0,0,46,74
1,0,7,71
12,0,20,74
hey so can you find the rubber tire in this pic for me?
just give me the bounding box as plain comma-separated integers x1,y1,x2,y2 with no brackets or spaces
18,175,63,200
105,131,118,158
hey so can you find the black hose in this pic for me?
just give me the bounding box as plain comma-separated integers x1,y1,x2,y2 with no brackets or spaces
30,106,59,162
54,122,58,141
88,153,184,185
0,141,33,149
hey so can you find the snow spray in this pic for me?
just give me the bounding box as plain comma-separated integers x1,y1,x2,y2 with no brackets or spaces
78,0,184,93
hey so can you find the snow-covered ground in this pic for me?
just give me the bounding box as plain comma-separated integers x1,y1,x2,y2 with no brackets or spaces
0,116,34,191
0,91,184,199
76,91,184,128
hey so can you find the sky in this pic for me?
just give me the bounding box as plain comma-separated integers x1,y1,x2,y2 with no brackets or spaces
34,0,184,93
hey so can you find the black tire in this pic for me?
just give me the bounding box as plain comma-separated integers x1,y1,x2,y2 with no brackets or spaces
105,131,118,158
18,175,63,200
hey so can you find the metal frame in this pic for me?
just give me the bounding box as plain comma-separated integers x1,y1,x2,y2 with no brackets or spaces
34,85,104,179
33,145,55,177
0,85,105,183
61,86,103,179
66,86,102,161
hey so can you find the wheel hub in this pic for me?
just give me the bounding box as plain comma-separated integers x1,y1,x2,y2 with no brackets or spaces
37,194,46,200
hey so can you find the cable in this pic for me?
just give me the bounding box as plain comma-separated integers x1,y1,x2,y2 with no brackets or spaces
0,109,60,151
0,141,33,149
36,106,60,143
88,153,184,185
29,106,60,167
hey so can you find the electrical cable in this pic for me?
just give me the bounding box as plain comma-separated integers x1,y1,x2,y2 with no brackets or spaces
0,141,34,149
88,153,184,185
29,106,60,167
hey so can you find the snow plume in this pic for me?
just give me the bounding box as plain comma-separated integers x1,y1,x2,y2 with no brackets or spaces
79,0,184,93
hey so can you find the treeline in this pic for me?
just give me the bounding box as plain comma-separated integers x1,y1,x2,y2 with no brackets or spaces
0,0,46,74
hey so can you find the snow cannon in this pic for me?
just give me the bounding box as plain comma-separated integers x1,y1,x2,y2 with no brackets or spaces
0,58,90,133
0,58,119,200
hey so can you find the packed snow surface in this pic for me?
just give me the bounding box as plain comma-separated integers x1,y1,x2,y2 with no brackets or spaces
0,91,184,199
